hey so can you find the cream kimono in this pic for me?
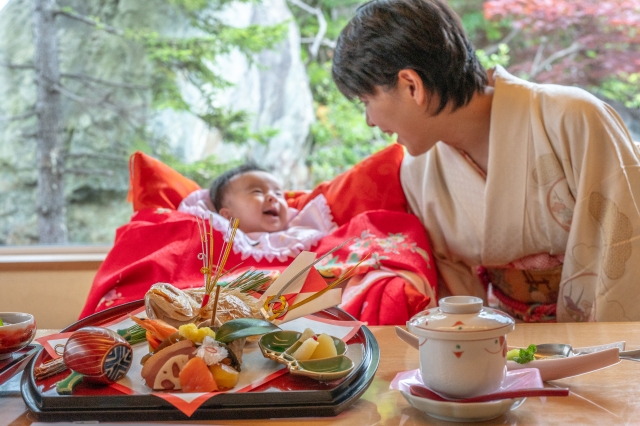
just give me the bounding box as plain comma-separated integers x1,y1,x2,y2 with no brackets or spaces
401,65,640,322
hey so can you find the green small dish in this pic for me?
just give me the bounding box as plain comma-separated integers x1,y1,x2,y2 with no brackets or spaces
259,330,354,381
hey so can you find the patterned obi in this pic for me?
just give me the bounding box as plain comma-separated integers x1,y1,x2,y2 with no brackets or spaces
478,253,564,323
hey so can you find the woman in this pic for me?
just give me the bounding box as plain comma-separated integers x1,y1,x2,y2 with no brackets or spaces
332,0,640,322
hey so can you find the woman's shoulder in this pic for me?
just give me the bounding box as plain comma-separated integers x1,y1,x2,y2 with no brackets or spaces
493,65,612,121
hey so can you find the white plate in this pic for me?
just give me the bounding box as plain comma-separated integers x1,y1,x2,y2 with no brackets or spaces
401,390,525,422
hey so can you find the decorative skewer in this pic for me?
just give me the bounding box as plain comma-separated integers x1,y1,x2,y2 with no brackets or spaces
196,215,240,324
263,237,356,319
264,253,370,321
210,218,239,325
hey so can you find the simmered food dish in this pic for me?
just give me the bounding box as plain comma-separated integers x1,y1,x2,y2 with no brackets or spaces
136,317,241,391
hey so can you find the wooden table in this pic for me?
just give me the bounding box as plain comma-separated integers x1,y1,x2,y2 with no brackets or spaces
2,323,640,425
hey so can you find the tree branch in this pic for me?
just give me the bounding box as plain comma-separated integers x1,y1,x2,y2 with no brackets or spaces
300,37,335,49
481,27,521,55
0,111,37,122
530,36,547,75
54,83,145,112
54,8,123,36
287,0,327,60
64,167,114,176
530,42,583,78
66,151,125,162
0,60,34,70
60,72,149,90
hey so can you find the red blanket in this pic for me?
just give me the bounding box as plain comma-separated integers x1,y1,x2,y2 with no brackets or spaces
80,208,437,325
81,144,438,325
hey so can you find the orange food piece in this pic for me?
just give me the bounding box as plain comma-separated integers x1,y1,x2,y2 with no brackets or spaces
179,357,218,393
146,331,162,351
209,363,239,390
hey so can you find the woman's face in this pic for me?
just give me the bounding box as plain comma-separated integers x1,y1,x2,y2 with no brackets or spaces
218,171,288,233
360,72,445,156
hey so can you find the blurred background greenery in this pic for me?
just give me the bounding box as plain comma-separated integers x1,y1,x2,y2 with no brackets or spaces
1,0,638,245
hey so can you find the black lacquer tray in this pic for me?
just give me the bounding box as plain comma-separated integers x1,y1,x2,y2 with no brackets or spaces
21,300,380,421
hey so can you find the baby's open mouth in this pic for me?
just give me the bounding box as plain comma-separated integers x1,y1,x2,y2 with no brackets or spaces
263,208,279,217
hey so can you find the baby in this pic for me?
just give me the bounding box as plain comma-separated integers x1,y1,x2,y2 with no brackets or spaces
178,163,336,262
209,164,288,234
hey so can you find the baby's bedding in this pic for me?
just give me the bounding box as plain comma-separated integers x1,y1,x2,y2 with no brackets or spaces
79,145,437,325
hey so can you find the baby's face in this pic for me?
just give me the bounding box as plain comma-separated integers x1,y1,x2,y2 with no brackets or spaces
218,171,288,233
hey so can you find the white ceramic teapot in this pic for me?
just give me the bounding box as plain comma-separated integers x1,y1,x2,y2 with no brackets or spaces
407,295,515,398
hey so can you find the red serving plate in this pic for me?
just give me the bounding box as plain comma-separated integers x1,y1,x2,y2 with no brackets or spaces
21,300,379,421
0,344,39,387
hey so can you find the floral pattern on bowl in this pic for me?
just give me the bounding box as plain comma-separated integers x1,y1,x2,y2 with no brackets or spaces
258,330,354,381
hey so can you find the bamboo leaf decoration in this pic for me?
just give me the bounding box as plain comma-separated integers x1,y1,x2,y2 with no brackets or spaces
215,318,280,344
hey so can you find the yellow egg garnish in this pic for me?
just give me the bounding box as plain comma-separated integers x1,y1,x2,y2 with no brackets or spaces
179,323,216,344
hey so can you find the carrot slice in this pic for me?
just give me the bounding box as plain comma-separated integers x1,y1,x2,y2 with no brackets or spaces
146,331,162,351
179,357,218,393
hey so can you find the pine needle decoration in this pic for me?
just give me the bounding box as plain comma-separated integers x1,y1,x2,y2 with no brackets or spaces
226,268,273,294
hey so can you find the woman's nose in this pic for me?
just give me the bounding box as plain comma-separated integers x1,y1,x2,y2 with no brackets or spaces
365,111,375,127
364,111,375,127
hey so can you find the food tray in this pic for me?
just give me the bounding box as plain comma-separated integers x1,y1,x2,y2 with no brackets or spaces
21,300,379,421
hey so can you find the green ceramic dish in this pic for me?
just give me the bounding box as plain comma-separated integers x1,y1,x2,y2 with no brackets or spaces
259,330,354,381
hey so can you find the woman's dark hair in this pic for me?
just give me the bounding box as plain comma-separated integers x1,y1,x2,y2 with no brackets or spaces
332,0,487,114
209,163,266,211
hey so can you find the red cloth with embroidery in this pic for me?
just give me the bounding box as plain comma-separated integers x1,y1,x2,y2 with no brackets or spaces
80,145,437,325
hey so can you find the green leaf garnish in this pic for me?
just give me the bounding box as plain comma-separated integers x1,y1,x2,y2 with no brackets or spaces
507,344,537,364
215,318,280,343
0,317,3,326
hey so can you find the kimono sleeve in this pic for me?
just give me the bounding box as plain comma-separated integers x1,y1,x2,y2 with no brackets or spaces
552,95,640,321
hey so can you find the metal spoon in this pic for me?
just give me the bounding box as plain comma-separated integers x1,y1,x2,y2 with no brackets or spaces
535,343,640,362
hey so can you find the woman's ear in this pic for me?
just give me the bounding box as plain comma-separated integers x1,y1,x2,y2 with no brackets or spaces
218,207,232,220
397,69,427,106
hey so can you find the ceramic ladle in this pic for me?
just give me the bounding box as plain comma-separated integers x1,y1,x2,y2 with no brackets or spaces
535,343,640,361
409,384,569,403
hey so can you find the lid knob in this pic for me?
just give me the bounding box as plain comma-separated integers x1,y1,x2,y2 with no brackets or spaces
439,296,483,314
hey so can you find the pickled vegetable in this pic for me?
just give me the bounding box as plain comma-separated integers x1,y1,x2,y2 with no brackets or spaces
310,333,337,359
291,338,319,361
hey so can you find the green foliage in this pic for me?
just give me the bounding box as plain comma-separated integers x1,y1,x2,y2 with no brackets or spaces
476,43,511,69
123,10,287,144
0,0,290,245
162,154,242,188
289,0,393,184
596,73,640,109
305,61,392,184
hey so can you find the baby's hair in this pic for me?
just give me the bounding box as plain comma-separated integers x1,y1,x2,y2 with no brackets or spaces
209,162,267,212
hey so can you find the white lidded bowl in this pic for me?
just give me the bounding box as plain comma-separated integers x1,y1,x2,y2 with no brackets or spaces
407,296,515,398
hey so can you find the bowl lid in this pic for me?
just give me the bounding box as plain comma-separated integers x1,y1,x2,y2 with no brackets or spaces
407,296,514,340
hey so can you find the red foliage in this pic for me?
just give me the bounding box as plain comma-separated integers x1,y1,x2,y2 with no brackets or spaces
483,0,640,86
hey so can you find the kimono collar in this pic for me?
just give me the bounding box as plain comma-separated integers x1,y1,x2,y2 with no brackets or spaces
481,66,533,263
